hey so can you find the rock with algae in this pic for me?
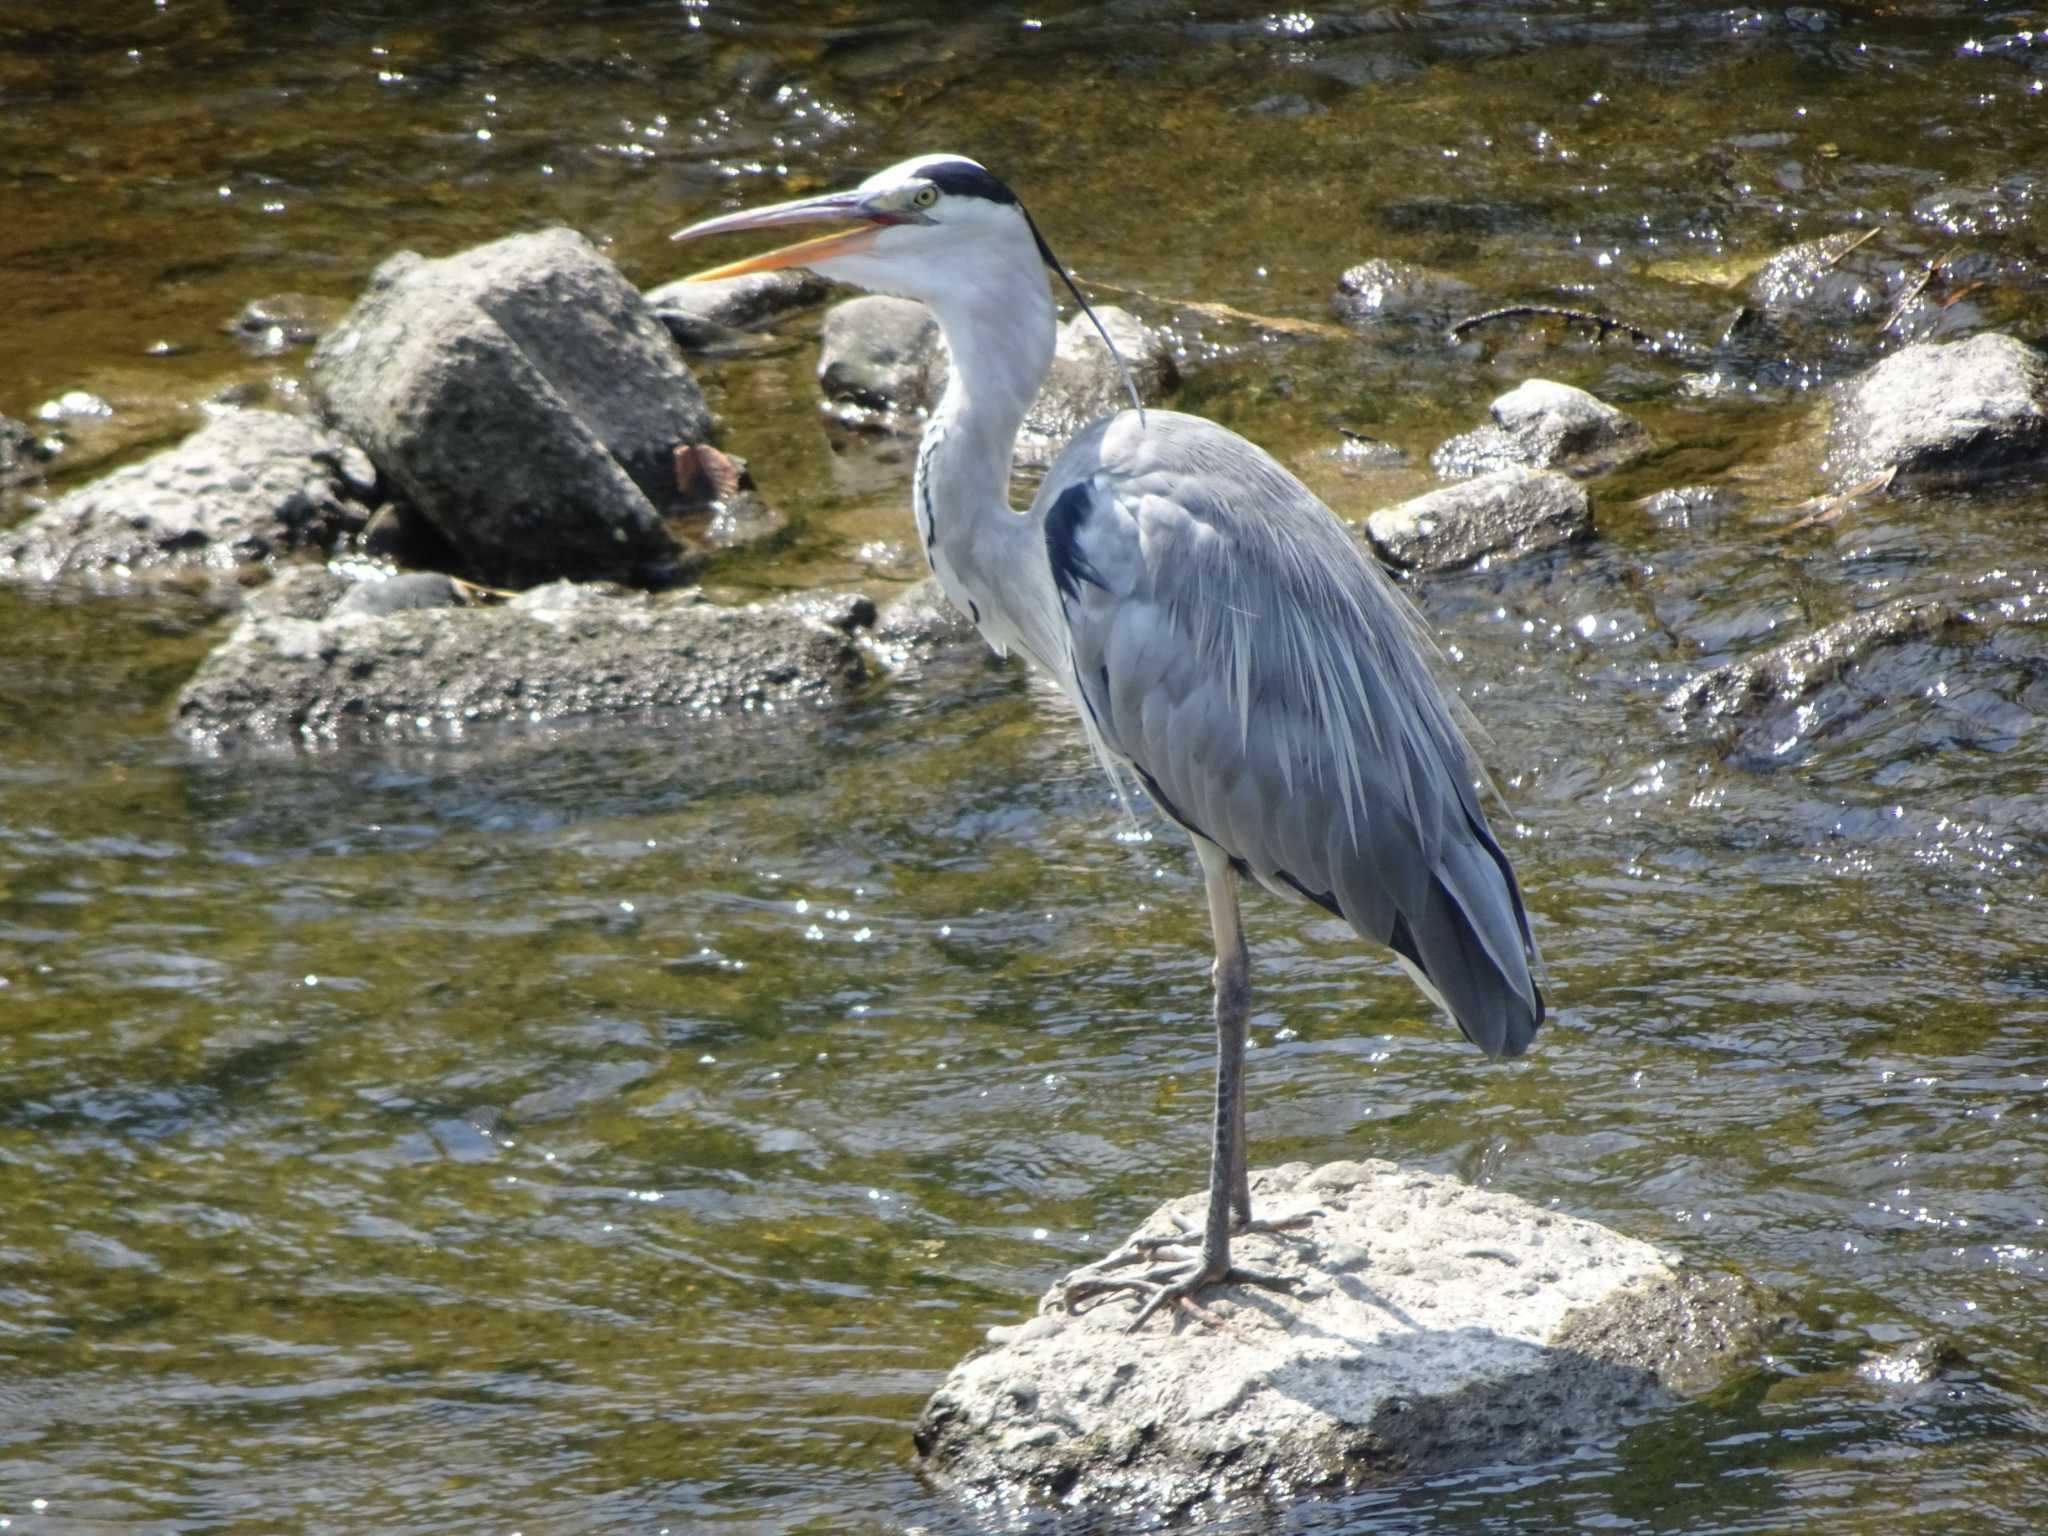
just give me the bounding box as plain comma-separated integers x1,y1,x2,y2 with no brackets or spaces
915,1160,1780,1522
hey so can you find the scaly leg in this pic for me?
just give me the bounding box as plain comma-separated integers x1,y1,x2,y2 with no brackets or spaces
1062,840,1294,1330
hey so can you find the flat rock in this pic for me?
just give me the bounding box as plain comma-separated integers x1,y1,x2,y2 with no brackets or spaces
915,1160,1779,1519
0,410,375,590
816,298,1176,464
1365,467,1592,572
1431,379,1650,479
312,227,707,590
176,570,873,746
1826,333,2048,487
1663,596,1965,722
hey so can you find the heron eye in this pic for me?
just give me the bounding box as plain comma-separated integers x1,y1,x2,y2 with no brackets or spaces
911,185,938,209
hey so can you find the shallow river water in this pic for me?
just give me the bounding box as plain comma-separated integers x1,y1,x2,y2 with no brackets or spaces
4,3,2048,1532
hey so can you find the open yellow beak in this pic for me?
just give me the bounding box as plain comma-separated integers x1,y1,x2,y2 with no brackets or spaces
670,188,883,283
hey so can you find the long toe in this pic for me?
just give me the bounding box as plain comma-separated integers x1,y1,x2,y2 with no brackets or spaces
1060,1253,1293,1333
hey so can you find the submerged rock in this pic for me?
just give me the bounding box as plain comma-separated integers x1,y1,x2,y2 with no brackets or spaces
1825,333,2048,487
1365,467,1592,572
1331,257,1475,329
1663,597,1964,722
176,572,872,746
1431,379,1650,479
0,410,375,590
1747,234,1885,327
916,1160,1778,1519
227,292,343,354
1,414,58,487
311,227,706,590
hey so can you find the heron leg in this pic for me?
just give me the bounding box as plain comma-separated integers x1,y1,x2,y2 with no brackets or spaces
1058,841,1293,1331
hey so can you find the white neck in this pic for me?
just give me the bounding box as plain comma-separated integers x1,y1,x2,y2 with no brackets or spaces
911,254,1059,667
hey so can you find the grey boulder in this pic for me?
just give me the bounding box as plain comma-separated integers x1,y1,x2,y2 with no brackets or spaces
1825,333,2048,487
1431,379,1650,479
916,1160,1778,1518
177,569,872,746
311,227,707,590
0,410,375,589
1365,467,1592,572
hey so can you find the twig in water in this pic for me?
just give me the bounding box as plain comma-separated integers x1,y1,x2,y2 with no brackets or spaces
1880,246,1959,335
1784,465,1896,531
1446,304,1664,348
1820,226,1881,270
448,575,519,604
1081,278,1353,340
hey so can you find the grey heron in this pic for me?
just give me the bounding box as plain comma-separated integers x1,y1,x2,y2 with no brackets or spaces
672,155,1545,1330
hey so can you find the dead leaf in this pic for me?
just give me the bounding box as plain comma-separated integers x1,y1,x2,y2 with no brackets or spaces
674,442,742,502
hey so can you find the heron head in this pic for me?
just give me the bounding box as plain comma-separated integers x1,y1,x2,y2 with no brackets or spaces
670,154,1040,306
671,155,1145,413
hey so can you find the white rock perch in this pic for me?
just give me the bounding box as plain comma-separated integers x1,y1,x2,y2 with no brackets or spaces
915,1160,1777,1520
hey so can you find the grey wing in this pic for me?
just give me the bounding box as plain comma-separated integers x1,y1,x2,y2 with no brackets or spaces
1039,410,1544,1059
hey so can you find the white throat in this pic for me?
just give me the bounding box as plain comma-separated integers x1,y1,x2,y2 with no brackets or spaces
908,243,1059,667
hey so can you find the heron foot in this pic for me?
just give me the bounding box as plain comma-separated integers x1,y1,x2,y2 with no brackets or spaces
1069,1206,1320,1278
1062,1253,1294,1333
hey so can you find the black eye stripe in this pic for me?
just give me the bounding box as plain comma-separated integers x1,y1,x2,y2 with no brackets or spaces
917,160,1019,204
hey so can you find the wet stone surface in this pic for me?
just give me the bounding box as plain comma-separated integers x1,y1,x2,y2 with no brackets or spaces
0,409,376,592
1430,380,1651,480
916,1160,1780,1520
1331,257,1476,331
175,569,874,746
1365,467,1593,573
1663,597,1971,754
1826,333,2048,487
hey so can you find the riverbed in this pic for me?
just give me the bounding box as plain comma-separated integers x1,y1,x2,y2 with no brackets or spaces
3,4,2046,1531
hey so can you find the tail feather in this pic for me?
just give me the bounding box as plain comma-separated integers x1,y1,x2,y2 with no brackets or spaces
1386,872,1543,1058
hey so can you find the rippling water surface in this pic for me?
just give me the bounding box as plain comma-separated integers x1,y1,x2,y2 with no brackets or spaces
4,4,2048,1532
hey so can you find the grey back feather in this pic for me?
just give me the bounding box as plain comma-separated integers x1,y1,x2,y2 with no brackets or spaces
1032,410,1543,1057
